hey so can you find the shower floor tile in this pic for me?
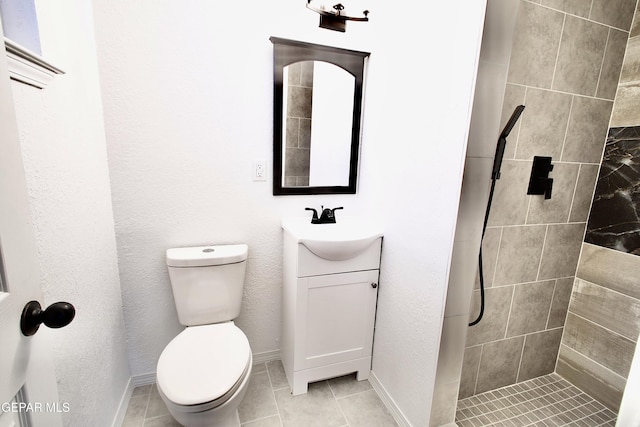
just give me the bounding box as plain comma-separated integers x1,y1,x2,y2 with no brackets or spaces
456,373,616,427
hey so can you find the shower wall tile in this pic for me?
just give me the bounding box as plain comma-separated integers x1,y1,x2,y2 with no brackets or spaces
577,243,640,300
557,344,625,411
620,36,640,84
569,164,599,223
590,0,636,31
538,223,586,280
562,312,635,377
506,280,555,337
541,0,589,18
585,127,640,253
475,336,525,393
493,225,546,285
610,85,640,127
597,29,631,100
526,162,579,224
507,2,564,88
561,96,613,163
570,278,640,340
518,328,563,382
547,277,574,328
514,88,572,159
474,227,501,290
552,16,609,96
466,286,514,347
486,160,531,226
632,2,640,38
459,345,482,399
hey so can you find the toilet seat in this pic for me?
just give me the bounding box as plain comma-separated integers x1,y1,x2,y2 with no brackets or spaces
157,322,251,411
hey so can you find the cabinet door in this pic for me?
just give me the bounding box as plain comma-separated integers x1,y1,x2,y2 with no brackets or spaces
295,270,379,370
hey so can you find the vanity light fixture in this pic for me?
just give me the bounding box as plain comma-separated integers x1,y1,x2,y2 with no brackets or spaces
306,0,369,32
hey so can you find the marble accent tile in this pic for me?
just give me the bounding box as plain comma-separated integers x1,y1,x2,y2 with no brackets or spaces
620,36,640,84
506,280,556,337
569,278,640,340
552,15,609,96
557,344,626,411
538,223,586,280
238,372,278,423
515,88,572,160
493,225,546,285
547,277,574,328
518,328,563,382
459,345,482,399
274,381,346,427
526,162,579,224
338,389,398,427
487,160,532,226
586,127,640,254
569,164,599,223
577,242,640,299
562,96,612,163
611,84,640,127
507,2,564,88
466,286,514,346
475,336,525,394
590,0,636,31
597,29,630,100
563,312,635,377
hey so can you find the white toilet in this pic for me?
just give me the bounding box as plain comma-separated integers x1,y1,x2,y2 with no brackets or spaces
157,244,252,427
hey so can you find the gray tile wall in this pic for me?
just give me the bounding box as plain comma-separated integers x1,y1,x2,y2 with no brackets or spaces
284,61,313,186
459,0,635,400
557,1,640,412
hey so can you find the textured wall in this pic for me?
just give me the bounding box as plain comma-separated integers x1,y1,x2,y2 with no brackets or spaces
91,0,486,425
459,0,635,399
10,0,130,425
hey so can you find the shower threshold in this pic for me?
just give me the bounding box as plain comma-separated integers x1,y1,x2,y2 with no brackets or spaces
455,373,616,426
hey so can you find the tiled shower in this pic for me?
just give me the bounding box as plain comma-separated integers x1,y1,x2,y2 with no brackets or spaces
432,0,640,425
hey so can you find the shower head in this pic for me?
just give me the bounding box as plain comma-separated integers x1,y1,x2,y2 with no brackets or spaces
500,105,525,140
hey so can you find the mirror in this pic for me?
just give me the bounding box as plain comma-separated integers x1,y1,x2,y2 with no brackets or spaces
270,37,370,195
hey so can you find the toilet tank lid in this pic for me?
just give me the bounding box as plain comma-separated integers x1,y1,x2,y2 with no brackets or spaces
166,244,248,267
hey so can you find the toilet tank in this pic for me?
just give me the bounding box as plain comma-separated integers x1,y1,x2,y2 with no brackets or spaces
166,244,248,326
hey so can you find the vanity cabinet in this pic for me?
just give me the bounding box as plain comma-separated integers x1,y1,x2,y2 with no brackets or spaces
281,218,382,395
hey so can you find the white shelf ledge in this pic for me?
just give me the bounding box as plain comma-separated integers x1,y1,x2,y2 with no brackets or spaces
4,37,64,89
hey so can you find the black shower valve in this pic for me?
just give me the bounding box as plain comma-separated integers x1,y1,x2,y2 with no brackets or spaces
527,156,554,200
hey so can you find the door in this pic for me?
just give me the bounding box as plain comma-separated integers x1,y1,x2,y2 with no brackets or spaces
0,18,62,427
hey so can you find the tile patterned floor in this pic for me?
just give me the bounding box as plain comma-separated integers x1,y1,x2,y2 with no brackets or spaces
122,360,398,427
456,373,617,427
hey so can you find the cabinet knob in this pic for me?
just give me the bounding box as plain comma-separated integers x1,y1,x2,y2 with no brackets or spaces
371,282,378,289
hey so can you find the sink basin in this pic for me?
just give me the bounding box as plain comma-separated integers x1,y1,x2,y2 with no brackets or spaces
281,217,383,261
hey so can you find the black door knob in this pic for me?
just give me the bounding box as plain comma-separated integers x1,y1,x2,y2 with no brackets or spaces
20,300,75,336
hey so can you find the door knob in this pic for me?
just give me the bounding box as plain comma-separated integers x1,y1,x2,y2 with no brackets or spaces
20,300,75,336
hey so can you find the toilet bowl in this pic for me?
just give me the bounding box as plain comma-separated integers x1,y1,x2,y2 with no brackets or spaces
157,244,252,426
157,322,252,426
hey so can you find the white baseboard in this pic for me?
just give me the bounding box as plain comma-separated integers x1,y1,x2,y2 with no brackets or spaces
110,377,134,427
132,372,157,387
252,349,280,365
369,371,412,427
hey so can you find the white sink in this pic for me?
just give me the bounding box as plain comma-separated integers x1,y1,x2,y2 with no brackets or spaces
281,217,383,261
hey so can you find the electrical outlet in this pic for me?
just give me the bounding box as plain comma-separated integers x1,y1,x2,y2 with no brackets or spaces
253,159,267,181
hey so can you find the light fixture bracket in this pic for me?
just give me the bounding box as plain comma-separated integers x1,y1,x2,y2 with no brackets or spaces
306,1,369,32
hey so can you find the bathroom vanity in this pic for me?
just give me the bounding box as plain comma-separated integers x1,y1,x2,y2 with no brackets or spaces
281,217,383,395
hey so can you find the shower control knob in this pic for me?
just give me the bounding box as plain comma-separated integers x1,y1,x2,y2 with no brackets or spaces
371,282,378,289
20,300,76,336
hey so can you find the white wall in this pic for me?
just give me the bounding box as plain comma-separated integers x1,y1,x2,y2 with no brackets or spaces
91,0,486,424
10,1,130,425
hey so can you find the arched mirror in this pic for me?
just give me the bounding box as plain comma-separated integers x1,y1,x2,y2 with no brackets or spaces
270,37,370,195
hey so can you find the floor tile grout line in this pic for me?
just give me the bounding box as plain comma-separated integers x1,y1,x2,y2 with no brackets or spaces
264,361,285,427
328,379,351,427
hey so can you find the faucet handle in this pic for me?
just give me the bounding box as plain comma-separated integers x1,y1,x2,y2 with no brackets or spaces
305,207,319,223
331,207,344,214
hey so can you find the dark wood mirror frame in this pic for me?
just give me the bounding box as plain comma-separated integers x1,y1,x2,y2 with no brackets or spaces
270,37,370,195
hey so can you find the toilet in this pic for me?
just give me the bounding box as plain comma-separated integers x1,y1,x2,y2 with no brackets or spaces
156,244,252,427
